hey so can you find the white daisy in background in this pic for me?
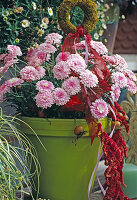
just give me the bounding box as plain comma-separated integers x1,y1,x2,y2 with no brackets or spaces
42,17,49,25
38,29,44,37
102,22,107,29
2,10,9,17
22,19,30,28
48,7,53,16
94,33,99,40
40,23,48,29
99,29,104,36
32,2,37,10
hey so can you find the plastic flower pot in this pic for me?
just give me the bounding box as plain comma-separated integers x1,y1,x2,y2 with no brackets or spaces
20,117,109,200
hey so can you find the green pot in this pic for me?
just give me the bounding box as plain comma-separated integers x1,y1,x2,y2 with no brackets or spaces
20,117,108,200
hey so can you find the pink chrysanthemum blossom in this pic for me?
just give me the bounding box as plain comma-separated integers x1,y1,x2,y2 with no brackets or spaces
20,66,40,82
4,54,15,63
124,69,137,82
7,45,22,57
127,78,137,94
53,88,70,106
28,57,43,68
74,41,85,50
80,69,98,88
67,54,87,73
0,65,10,74
53,61,70,80
0,54,7,61
62,76,81,96
45,33,63,44
36,51,46,61
102,55,116,65
90,41,108,55
6,78,24,87
90,99,109,119
35,91,54,109
56,52,70,63
36,66,46,79
111,72,127,88
114,54,128,71
39,43,57,54
36,80,54,92
111,84,121,102
27,48,34,57
0,83,10,95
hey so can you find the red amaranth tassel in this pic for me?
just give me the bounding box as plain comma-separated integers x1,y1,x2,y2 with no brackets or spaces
101,129,132,200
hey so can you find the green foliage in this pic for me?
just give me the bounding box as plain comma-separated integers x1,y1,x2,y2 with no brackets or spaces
0,108,40,199
0,0,63,54
0,0,120,54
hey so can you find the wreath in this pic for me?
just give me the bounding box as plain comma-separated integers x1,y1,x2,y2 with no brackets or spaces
57,0,97,34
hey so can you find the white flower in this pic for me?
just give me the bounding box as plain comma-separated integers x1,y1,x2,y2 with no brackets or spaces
42,17,49,25
22,19,30,28
40,23,48,29
48,7,53,16
32,2,37,10
99,29,104,36
2,10,9,17
94,33,99,40
102,23,107,29
38,29,44,36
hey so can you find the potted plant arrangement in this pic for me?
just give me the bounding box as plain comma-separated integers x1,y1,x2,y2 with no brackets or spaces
0,0,137,199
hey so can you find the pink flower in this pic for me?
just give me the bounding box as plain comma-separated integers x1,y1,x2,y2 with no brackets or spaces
16,7,24,13
127,78,137,94
53,88,70,106
36,80,54,92
111,72,127,88
0,54,7,61
4,54,15,63
90,99,108,119
62,76,81,96
45,33,63,44
53,61,70,80
36,66,46,79
35,91,54,109
7,45,22,57
6,78,24,87
111,84,121,102
36,51,46,61
90,41,108,55
39,43,57,54
103,54,127,71
0,59,18,74
102,55,116,65
67,54,87,73
124,69,137,82
28,57,43,67
114,54,127,71
74,41,85,50
27,47,34,57
20,66,40,82
0,83,10,95
80,69,98,88
56,52,70,63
